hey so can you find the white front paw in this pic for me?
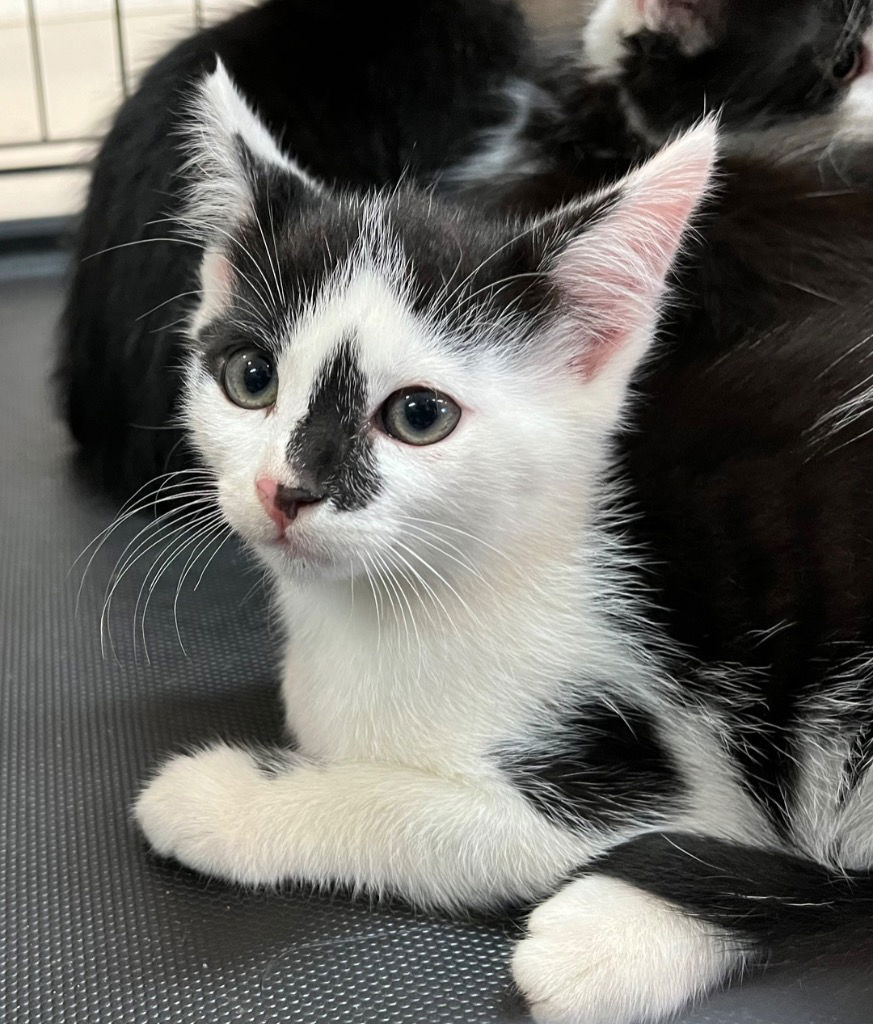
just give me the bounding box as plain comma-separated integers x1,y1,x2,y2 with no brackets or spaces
512,875,737,1024
134,743,269,883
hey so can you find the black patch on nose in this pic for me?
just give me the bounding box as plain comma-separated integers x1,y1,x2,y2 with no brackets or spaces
286,335,381,512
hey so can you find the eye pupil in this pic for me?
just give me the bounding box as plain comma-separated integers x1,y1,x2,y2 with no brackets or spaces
243,355,273,394
833,47,861,82
404,394,439,431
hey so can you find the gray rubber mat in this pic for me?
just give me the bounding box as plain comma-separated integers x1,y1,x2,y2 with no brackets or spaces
2,271,871,1023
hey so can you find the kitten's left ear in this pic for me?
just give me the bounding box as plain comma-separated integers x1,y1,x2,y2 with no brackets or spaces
538,119,717,413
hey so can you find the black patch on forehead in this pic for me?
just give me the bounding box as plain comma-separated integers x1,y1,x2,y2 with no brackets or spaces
286,335,381,512
379,190,578,345
196,190,567,363
190,186,362,361
240,196,359,339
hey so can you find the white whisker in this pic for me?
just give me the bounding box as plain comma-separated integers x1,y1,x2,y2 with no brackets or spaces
135,513,225,660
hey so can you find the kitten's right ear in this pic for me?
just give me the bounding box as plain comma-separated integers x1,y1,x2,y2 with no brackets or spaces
181,58,322,246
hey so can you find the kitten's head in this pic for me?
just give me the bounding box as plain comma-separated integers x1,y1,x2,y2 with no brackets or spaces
180,62,716,587
584,0,873,140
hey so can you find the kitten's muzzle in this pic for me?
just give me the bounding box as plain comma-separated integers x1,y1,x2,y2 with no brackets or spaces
256,476,324,535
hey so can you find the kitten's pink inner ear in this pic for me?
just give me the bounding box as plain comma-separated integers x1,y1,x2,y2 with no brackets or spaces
201,248,235,307
554,122,717,380
194,247,236,327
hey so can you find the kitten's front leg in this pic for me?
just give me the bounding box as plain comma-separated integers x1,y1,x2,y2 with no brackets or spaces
134,742,588,910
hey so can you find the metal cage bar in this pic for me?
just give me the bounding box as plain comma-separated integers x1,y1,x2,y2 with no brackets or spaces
24,0,49,142
1,0,219,156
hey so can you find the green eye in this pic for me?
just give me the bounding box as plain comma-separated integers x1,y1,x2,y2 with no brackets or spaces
221,347,278,409
381,388,461,446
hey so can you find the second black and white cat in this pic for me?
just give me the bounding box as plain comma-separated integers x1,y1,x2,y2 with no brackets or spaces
135,63,873,1024
450,0,873,195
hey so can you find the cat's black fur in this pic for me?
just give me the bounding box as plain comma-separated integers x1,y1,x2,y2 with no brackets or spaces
672,158,873,351
506,699,686,830
498,271,873,972
57,0,528,499
481,0,873,199
623,297,873,826
285,337,382,513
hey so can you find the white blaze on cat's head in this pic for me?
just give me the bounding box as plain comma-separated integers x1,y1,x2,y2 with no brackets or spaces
178,65,716,591
584,0,724,76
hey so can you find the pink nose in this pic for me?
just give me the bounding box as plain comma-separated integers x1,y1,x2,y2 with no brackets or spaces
256,477,288,533
256,476,324,534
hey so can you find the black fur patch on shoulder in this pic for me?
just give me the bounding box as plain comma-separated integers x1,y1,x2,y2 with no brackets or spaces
286,334,381,512
503,700,686,830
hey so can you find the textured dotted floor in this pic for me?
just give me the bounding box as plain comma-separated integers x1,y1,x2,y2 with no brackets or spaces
2,272,871,1023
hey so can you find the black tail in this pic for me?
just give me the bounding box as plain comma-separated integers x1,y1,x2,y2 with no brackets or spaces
588,831,873,966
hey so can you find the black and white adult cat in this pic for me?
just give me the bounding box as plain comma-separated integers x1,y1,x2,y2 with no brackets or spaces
133,64,873,1024
58,0,873,502
57,0,529,499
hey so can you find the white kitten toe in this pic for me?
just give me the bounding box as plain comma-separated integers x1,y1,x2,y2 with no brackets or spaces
512,875,739,1024
134,743,268,881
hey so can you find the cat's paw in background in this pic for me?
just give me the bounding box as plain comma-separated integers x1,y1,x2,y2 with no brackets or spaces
134,742,274,884
512,874,738,1024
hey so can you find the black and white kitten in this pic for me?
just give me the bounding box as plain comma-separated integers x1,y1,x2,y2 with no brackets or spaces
135,65,873,1024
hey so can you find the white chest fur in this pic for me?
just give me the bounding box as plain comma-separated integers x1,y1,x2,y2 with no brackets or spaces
276,542,648,771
